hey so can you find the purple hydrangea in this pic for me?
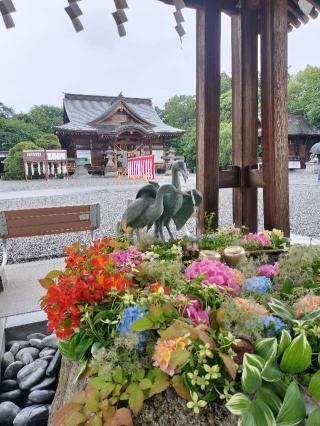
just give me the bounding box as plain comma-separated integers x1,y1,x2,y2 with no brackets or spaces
260,316,288,337
116,306,146,348
243,276,272,294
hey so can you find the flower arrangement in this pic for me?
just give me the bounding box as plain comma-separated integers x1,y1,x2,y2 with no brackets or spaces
42,231,320,426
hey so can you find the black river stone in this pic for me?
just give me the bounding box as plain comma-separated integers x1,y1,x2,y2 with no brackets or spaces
28,390,55,403
8,342,29,356
41,334,58,349
16,348,40,362
26,333,46,341
0,389,23,402
17,359,48,390
46,350,61,377
3,361,24,379
0,401,21,425
28,339,43,350
1,351,15,369
39,348,56,358
13,404,50,426
1,379,18,392
30,376,56,391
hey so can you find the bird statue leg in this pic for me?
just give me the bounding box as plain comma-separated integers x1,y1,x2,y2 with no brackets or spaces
165,220,174,240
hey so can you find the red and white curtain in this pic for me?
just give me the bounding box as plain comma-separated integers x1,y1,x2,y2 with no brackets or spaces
128,155,155,180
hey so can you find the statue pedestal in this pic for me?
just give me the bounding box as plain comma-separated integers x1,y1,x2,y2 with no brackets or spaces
73,158,91,179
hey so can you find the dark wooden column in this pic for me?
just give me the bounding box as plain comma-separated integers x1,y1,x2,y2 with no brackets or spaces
231,2,259,232
196,0,222,233
261,0,290,235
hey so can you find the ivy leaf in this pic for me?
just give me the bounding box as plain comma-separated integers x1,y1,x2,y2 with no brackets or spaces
85,388,100,413
280,334,312,373
139,378,153,390
226,393,251,416
278,330,292,357
172,375,191,401
130,317,153,332
307,408,320,426
148,378,170,398
100,382,116,399
87,414,103,426
308,371,320,401
276,381,306,425
128,388,144,415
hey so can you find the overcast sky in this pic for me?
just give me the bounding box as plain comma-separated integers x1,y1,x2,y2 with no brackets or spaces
0,0,319,113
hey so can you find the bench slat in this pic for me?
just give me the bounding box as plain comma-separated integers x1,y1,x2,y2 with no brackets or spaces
5,205,90,219
6,212,91,228
6,221,93,238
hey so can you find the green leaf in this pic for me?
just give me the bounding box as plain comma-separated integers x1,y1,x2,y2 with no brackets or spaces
280,334,312,373
255,338,278,362
139,378,153,390
278,330,292,357
243,353,265,371
130,317,154,331
113,367,124,384
302,309,320,321
129,388,144,415
100,382,116,399
148,378,170,398
268,298,295,321
169,349,190,369
148,305,163,322
276,382,306,425
251,398,276,426
281,278,294,295
261,361,283,383
256,386,282,414
307,408,320,426
172,375,191,401
74,359,88,383
238,411,255,426
226,393,251,416
308,371,320,401
46,269,62,279
241,353,262,394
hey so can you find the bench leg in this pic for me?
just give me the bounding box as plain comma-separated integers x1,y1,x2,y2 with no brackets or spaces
0,239,7,293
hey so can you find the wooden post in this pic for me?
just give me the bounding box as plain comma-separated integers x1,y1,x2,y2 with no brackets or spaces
231,3,258,232
261,0,290,235
196,0,222,233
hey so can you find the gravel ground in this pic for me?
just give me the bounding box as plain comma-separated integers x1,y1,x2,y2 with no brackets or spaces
0,170,319,264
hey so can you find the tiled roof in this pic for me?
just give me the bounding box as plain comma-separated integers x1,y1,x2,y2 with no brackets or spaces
56,93,184,137
288,114,320,136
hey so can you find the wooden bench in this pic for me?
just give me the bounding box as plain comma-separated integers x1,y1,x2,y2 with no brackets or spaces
0,204,101,291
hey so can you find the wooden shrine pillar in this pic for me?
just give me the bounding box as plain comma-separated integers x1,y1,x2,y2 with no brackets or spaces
231,2,259,232
196,0,222,233
261,0,290,235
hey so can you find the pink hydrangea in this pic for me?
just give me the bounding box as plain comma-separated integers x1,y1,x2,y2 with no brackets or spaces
186,301,210,327
112,247,143,270
258,262,280,278
184,259,240,295
244,232,272,247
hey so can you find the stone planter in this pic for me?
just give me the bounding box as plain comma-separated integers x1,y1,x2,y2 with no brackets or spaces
49,359,236,426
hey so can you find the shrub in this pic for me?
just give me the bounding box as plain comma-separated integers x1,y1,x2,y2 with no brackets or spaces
4,141,40,179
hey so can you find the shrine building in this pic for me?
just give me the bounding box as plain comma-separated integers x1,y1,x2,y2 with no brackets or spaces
55,93,184,174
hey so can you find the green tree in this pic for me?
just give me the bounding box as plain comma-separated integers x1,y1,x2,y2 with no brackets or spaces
4,141,40,179
220,90,232,123
221,72,232,94
20,105,63,133
35,134,61,149
219,122,232,168
0,117,43,151
0,102,15,118
288,66,320,128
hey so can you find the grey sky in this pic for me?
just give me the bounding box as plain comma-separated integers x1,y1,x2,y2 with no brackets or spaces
0,0,319,113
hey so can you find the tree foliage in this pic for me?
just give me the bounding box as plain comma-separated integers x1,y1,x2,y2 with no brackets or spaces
35,133,61,149
4,141,40,179
288,66,320,128
18,105,63,133
0,102,14,118
0,117,43,151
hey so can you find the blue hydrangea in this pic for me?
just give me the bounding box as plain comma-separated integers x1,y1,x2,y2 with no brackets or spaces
243,276,272,294
260,316,288,337
116,306,146,348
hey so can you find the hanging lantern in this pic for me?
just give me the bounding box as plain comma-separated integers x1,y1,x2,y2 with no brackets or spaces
0,0,16,29
65,0,84,32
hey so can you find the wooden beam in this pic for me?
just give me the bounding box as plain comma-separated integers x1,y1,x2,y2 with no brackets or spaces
219,167,240,188
231,1,259,232
288,0,309,23
196,0,222,232
261,0,290,236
